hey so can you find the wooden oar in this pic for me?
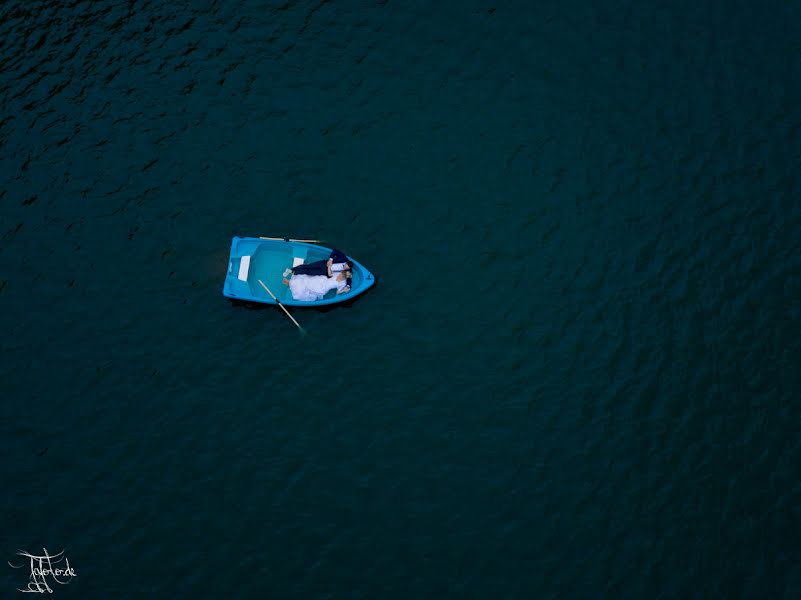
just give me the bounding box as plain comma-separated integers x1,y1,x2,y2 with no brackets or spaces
259,236,322,243
258,279,304,334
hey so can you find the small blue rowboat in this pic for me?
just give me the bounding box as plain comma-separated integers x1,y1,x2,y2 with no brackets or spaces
222,236,375,307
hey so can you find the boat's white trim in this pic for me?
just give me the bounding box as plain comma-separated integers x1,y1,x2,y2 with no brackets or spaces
238,255,251,281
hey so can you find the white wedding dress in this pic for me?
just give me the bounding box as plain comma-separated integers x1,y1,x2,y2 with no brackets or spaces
288,274,347,301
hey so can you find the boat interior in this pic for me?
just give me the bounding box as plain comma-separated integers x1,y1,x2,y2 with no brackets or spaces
230,243,363,302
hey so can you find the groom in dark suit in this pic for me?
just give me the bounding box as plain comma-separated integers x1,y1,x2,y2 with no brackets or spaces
289,248,352,278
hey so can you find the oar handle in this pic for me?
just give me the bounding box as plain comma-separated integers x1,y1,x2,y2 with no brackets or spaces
260,236,322,243
258,279,304,333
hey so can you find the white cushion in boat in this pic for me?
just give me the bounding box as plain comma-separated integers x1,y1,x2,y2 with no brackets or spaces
238,255,251,281
292,257,305,267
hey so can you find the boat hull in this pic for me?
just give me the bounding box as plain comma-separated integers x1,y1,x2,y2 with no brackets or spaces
222,237,375,307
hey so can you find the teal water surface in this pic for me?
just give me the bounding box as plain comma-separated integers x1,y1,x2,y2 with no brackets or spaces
2,1,801,598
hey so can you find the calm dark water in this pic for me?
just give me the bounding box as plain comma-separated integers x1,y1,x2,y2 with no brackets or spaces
2,1,801,598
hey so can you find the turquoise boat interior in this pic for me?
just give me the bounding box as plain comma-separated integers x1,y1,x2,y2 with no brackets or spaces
222,237,374,306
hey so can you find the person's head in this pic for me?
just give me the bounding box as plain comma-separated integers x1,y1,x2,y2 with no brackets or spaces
346,259,354,269
337,270,352,281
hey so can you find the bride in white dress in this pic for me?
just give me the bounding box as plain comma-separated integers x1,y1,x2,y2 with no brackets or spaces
283,270,351,301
